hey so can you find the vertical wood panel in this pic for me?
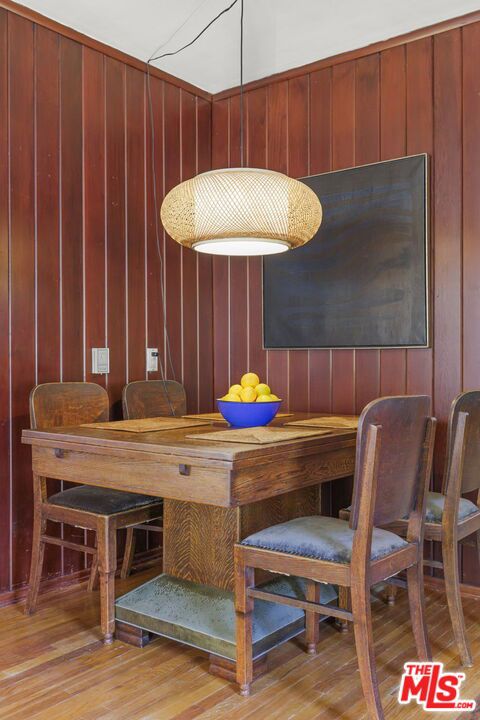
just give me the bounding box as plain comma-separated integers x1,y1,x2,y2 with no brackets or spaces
460,26,480,584
125,66,146,382
266,81,289,405
211,99,229,399
247,87,267,383
379,46,407,396
309,68,332,413
105,58,126,418
406,38,434,397
59,37,84,573
9,13,35,587
331,61,355,414
354,54,381,413
35,25,62,576
84,48,106,385
36,27,60,385
181,91,198,411
433,30,462,433
196,98,214,412
228,94,249,388
164,83,182,383
145,75,165,382
462,24,480,393
60,38,83,384
287,76,309,412
0,9,10,591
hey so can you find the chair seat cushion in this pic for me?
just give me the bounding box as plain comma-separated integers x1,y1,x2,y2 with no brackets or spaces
241,515,408,564
425,492,478,524
48,486,162,515
341,491,479,525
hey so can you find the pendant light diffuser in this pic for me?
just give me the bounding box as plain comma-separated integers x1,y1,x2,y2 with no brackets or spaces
160,167,322,256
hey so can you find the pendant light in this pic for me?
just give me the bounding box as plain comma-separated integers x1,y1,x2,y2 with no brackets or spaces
159,0,322,256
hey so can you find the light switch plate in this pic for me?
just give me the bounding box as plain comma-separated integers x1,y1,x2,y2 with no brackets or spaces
92,347,110,374
146,348,159,373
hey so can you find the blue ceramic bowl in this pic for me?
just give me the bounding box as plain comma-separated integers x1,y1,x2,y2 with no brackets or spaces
217,399,282,428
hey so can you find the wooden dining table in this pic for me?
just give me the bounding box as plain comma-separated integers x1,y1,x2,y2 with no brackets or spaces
22,412,356,680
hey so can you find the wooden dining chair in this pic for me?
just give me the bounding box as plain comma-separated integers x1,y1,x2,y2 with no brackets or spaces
120,380,187,578
25,382,164,644
342,390,480,667
234,396,436,720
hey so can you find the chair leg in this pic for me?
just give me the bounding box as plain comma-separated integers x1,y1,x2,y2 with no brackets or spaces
385,583,398,606
97,519,117,645
351,582,384,720
25,512,47,615
337,586,350,633
305,580,320,654
87,535,99,592
442,536,472,667
235,553,255,697
406,562,431,661
120,527,136,580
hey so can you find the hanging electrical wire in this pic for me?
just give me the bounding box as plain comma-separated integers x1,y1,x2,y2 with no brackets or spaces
146,0,242,414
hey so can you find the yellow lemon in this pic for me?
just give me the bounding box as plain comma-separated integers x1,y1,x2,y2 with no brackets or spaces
229,384,242,395
256,394,273,402
240,386,257,403
255,383,271,397
241,372,260,388
221,393,241,402
269,394,280,401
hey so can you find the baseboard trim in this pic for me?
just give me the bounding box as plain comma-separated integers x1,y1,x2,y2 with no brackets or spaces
0,548,162,609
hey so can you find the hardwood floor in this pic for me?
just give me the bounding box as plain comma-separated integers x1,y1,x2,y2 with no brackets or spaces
0,568,479,719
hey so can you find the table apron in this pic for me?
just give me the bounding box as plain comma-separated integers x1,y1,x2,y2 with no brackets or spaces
232,445,355,504
31,445,232,506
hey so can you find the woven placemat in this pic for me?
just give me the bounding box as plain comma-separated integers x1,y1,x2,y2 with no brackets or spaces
182,412,294,422
286,415,358,430
186,426,332,445
81,417,212,433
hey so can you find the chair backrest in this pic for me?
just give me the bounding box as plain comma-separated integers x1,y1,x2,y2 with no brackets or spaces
444,390,480,495
350,395,433,530
122,380,187,419
30,382,109,429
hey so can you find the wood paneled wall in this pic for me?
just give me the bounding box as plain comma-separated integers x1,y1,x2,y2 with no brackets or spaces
0,7,213,596
211,22,480,583
1,4,479,598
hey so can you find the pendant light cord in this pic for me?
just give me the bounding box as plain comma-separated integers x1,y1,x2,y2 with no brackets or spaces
148,0,240,63
240,0,244,168
146,0,243,413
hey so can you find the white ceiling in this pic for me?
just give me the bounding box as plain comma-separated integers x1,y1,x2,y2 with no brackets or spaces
20,0,480,93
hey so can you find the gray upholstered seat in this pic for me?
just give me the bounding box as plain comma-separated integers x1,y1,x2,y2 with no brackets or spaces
342,491,479,526
48,486,161,515
241,515,408,564
425,492,478,524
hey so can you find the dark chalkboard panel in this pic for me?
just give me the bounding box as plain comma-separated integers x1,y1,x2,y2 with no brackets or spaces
263,154,428,349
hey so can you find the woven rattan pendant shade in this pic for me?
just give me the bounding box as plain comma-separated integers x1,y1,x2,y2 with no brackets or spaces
160,167,322,256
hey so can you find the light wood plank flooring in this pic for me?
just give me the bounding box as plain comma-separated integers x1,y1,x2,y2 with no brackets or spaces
0,569,479,719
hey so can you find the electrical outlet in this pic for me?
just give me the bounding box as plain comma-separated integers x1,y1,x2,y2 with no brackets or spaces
146,348,159,373
92,347,109,374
